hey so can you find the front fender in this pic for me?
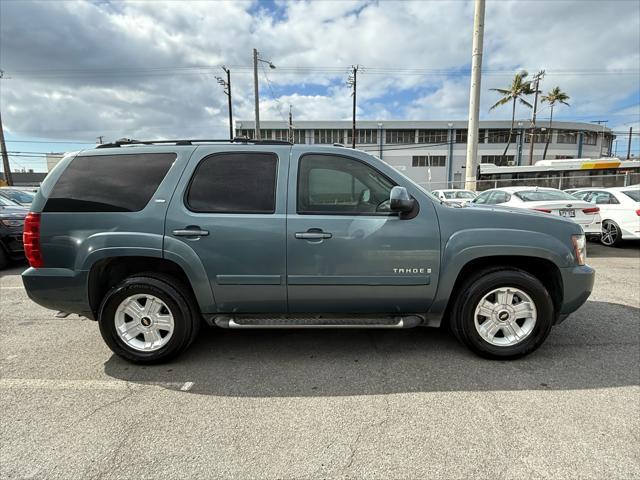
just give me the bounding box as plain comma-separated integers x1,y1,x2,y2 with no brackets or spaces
429,228,573,318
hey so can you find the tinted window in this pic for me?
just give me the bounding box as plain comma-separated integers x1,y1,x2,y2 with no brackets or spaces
514,190,576,202
45,153,176,212
187,152,277,213
589,192,619,205
1,190,34,204
621,189,640,202
298,154,395,214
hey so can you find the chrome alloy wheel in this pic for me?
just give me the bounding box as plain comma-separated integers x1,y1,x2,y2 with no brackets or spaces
473,287,537,347
114,294,175,352
601,221,618,246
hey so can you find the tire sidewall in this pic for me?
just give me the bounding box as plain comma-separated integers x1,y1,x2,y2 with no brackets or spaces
98,277,192,363
456,270,554,359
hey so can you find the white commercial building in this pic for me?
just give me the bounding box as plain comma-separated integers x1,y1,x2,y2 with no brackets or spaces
236,120,613,190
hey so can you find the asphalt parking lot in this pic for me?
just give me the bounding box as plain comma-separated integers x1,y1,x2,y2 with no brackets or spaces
1,242,638,479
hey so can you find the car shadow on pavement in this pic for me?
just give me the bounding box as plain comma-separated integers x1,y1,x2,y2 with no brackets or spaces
104,300,639,397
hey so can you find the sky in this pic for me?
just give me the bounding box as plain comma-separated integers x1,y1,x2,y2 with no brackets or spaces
1,0,639,172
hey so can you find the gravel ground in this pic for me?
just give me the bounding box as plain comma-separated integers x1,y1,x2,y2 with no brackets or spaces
0,242,638,479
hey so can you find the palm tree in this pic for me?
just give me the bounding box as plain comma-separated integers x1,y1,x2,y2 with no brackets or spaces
489,71,535,159
540,86,570,159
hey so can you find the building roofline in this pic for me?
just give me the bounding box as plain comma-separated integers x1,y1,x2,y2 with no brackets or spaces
236,119,612,132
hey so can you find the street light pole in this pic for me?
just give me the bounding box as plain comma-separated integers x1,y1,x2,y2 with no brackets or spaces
252,49,276,140
216,66,233,140
347,65,359,149
527,70,545,166
464,0,486,191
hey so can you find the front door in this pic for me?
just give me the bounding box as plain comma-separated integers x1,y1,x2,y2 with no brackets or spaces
286,150,441,313
165,146,290,313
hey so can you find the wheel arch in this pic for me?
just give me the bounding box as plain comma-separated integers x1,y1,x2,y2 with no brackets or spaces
87,255,214,319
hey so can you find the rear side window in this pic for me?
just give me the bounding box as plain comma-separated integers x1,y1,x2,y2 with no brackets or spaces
44,153,176,212
186,152,277,213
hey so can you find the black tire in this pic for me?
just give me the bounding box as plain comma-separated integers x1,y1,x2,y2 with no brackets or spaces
0,246,7,270
98,273,200,364
450,268,555,360
601,219,623,247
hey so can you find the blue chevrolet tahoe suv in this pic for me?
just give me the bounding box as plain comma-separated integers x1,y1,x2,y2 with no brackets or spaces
22,139,595,363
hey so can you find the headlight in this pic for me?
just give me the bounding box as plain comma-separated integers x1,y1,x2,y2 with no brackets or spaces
0,217,25,227
572,234,586,266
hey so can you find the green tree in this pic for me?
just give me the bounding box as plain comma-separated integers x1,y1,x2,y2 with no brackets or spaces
540,86,570,159
489,70,535,159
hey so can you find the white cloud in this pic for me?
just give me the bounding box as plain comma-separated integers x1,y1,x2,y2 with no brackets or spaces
0,0,638,142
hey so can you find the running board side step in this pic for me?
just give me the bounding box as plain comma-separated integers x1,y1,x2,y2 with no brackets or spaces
211,315,424,329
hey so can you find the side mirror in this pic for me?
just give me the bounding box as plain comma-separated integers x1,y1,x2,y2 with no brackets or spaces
390,186,414,213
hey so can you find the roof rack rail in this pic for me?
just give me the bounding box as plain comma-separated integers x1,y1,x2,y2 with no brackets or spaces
96,137,293,148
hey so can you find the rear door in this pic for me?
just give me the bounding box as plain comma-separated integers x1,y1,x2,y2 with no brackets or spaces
285,148,441,313
164,146,290,313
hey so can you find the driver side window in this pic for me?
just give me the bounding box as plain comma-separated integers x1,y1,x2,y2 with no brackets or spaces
297,154,395,215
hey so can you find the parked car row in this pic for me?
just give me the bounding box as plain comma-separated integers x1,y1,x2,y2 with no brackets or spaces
0,194,29,269
433,185,639,247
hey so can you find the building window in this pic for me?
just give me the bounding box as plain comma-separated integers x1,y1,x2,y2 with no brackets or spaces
487,130,510,143
347,129,378,145
386,129,415,144
236,129,255,139
557,131,577,144
481,155,514,166
583,132,597,145
417,129,447,144
314,129,345,144
524,129,548,143
412,155,446,167
260,129,273,140
273,129,288,141
293,129,306,144
455,129,468,143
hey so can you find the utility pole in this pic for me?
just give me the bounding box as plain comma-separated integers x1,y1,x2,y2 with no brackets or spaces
0,109,13,186
527,70,545,166
96,136,104,144
464,0,485,191
288,105,293,143
591,120,608,157
627,126,633,159
252,49,276,140
347,65,359,149
216,66,233,140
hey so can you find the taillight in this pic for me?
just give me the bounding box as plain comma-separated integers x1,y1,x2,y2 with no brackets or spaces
582,207,600,215
23,213,43,268
636,209,640,216
531,208,552,213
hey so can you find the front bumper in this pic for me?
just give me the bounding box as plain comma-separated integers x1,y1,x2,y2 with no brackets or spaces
22,268,92,317
556,264,595,323
1,228,25,257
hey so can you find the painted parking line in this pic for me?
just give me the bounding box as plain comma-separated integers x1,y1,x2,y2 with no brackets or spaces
0,378,191,391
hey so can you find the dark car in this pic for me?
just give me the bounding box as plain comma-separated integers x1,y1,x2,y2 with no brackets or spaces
0,196,28,269
0,188,35,206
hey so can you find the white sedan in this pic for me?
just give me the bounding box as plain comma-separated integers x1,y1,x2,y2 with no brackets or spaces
432,189,477,206
570,186,640,246
472,186,602,236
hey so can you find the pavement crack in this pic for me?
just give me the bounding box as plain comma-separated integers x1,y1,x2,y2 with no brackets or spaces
70,384,137,428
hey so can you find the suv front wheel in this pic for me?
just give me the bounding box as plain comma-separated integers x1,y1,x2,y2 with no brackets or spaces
98,274,200,364
450,268,555,359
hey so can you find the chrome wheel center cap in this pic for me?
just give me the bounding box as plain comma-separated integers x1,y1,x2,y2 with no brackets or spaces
140,316,152,327
497,310,510,322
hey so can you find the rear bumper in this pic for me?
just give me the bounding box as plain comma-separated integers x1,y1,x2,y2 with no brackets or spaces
22,267,92,317
556,264,595,324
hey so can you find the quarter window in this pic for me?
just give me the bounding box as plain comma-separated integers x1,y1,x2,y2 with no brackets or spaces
186,152,278,213
44,153,176,212
298,154,395,215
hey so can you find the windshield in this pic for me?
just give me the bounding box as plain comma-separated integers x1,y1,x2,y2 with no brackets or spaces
0,196,21,207
514,190,577,202
1,190,34,203
443,191,476,199
621,189,640,202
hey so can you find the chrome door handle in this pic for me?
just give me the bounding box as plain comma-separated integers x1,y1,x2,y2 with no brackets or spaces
295,232,332,240
172,229,209,237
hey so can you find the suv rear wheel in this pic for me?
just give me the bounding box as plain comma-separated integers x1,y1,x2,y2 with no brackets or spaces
450,268,555,359
98,274,200,364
